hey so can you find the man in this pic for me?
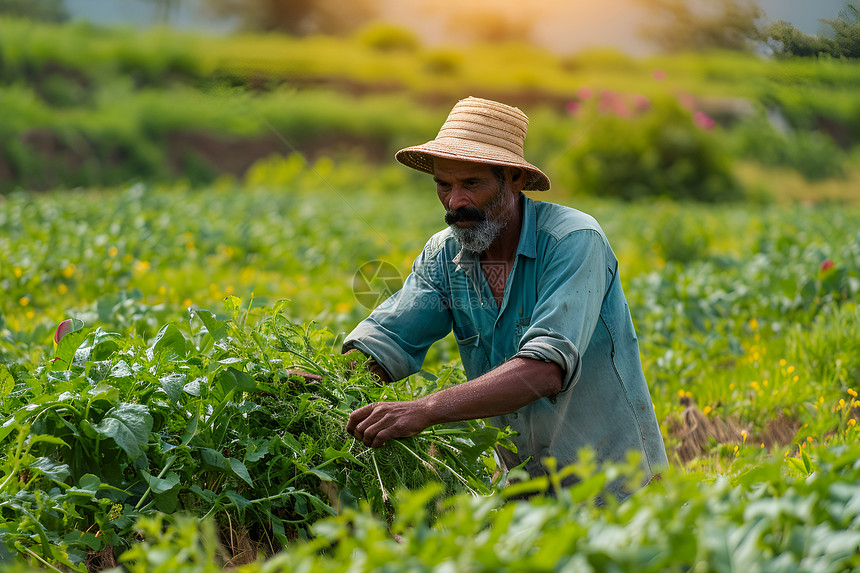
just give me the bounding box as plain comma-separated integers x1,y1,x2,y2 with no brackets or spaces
343,97,667,499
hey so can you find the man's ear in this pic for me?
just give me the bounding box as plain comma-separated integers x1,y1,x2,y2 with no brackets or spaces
509,168,527,191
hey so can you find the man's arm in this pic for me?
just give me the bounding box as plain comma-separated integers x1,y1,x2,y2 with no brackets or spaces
346,357,562,448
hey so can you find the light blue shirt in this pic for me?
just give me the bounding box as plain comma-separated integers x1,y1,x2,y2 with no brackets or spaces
345,195,668,495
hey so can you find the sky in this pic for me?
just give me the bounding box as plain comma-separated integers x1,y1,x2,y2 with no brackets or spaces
64,0,851,55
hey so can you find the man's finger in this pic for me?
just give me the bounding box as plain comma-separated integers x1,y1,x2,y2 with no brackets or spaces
347,402,378,435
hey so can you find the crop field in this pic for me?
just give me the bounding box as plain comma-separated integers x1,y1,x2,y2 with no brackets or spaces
2,13,860,573
2,169,860,571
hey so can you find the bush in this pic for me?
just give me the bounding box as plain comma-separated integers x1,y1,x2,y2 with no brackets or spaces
356,23,420,52
730,117,846,181
0,0,67,22
557,96,744,202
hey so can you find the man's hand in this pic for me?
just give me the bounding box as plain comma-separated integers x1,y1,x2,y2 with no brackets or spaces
346,357,562,448
347,400,431,448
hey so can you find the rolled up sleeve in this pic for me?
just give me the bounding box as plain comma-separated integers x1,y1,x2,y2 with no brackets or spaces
343,246,453,382
514,230,609,393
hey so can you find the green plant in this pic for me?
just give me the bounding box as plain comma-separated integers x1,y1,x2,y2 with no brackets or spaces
558,96,744,202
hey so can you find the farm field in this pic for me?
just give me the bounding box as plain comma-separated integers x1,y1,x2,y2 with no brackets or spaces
2,12,860,573
1,171,859,570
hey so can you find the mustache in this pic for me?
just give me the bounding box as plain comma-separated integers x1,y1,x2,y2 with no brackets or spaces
445,206,487,225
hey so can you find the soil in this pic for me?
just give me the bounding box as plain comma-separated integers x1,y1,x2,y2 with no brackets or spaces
665,396,799,464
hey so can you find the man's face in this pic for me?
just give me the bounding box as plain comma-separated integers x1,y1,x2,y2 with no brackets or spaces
433,158,514,254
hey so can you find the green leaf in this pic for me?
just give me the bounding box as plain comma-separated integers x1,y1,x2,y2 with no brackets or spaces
801,449,814,474
200,447,227,469
93,403,153,460
786,456,809,477
29,457,71,483
189,485,216,503
244,437,269,462
216,367,257,394
27,434,70,449
150,323,188,361
323,446,365,467
160,373,186,405
193,309,229,342
52,327,94,370
229,457,254,487
74,474,101,495
141,470,180,494
0,364,13,397
224,489,251,510
308,468,335,482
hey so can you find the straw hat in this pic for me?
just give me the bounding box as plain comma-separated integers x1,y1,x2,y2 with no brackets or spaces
395,96,551,191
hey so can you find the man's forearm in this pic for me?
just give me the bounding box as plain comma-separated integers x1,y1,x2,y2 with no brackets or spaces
419,357,563,424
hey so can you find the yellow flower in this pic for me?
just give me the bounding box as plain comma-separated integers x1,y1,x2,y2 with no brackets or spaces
133,260,151,274
25,310,34,319
108,246,118,258
848,388,858,397
848,419,857,427
62,264,75,278
749,318,758,330
19,296,29,307
787,365,795,374
182,298,193,308
779,359,787,367
57,284,68,295
760,443,765,449
853,400,860,409
806,436,813,443
703,405,712,415
13,267,22,278
185,241,195,250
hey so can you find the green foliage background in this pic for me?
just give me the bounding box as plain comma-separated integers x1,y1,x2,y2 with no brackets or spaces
1,13,860,573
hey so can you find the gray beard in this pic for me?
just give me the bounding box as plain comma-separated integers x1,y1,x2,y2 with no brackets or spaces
449,186,509,254
450,217,507,253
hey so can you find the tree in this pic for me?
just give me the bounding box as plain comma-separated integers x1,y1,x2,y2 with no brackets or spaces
0,0,68,22
636,0,763,53
820,2,860,58
763,2,860,58
204,0,379,36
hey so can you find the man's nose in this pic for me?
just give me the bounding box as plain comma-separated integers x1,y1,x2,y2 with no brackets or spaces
447,186,470,211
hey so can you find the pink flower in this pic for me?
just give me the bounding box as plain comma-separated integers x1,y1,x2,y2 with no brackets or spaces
54,319,75,345
820,259,835,272
566,100,582,115
677,92,696,111
577,86,594,100
653,69,666,81
633,94,651,111
693,111,715,130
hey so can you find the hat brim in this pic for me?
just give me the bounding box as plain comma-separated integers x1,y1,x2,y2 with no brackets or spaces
395,140,551,192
